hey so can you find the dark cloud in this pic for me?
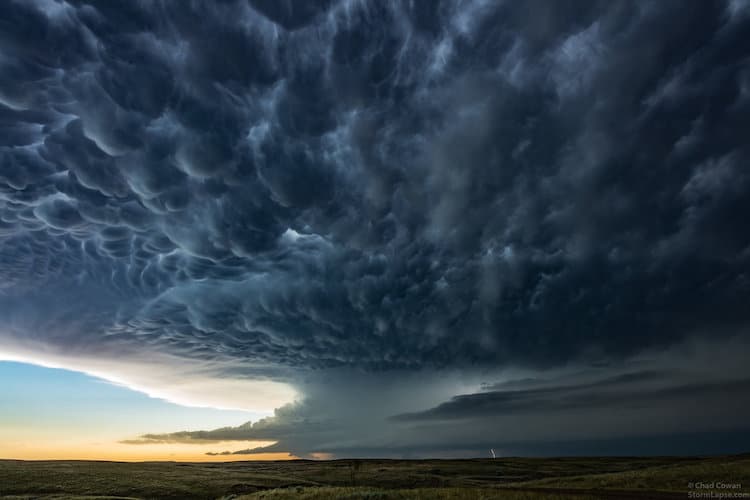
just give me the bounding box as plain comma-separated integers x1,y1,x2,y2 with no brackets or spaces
392,375,750,422
1,0,750,456
124,339,750,458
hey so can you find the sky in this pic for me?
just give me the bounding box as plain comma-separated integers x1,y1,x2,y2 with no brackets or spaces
0,0,749,460
0,361,284,460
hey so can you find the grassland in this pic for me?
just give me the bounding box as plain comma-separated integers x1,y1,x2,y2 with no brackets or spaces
0,454,748,499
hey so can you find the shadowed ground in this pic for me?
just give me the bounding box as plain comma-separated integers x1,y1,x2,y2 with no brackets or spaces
0,455,748,499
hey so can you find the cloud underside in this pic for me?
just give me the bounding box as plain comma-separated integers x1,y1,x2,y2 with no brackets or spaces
1,0,750,456
128,339,750,457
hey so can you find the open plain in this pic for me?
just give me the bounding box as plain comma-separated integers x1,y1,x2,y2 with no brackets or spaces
1,454,748,499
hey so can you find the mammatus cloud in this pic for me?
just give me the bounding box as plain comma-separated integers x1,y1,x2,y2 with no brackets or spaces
1,0,749,455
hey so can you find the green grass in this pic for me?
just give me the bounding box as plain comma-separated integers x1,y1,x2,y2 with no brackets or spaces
0,455,747,499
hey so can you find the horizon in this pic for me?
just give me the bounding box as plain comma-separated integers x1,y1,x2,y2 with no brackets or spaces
1,0,749,463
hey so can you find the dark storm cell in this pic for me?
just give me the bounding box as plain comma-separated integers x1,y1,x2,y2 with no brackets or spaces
99,226,131,241
34,199,85,229
68,0,157,35
248,0,334,30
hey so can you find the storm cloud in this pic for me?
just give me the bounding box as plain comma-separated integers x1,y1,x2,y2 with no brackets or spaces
1,0,749,456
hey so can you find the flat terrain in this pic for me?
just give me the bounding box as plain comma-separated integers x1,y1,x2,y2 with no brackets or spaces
0,455,748,499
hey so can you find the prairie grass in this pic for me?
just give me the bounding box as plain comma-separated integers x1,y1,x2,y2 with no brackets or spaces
236,486,599,499
0,455,747,499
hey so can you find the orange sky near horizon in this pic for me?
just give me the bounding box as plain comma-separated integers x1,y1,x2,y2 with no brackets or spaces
0,438,295,462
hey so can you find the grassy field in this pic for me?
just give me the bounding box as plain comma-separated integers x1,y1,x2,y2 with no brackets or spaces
0,455,748,499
